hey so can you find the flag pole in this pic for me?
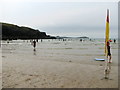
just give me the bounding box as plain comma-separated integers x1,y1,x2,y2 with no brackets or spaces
105,9,109,57
104,9,110,79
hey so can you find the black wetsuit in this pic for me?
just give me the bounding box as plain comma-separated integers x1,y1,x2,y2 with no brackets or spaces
33,41,36,48
107,45,111,56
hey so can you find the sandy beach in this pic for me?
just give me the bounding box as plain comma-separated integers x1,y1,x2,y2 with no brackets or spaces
0,47,2,89
2,39,118,88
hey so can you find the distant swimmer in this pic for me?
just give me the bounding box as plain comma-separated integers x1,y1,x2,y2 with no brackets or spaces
80,39,82,42
36,39,38,42
30,39,32,42
107,41,112,63
114,39,116,43
30,40,33,45
41,39,43,42
7,39,9,43
33,40,36,49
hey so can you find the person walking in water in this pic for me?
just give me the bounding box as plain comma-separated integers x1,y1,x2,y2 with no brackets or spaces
33,40,36,49
107,41,112,63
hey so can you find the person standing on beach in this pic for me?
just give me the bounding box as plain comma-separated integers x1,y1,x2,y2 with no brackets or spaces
107,41,112,63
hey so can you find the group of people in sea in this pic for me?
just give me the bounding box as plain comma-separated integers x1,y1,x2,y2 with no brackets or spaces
5,38,115,63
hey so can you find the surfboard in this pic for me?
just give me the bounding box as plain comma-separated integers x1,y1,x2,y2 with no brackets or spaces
95,58,105,61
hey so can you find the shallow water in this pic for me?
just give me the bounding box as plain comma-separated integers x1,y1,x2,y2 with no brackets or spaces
2,39,118,64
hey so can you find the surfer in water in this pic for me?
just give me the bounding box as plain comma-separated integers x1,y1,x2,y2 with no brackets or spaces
107,41,112,63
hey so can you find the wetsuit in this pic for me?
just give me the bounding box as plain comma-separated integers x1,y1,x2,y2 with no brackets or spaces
33,41,36,48
107,45,111,56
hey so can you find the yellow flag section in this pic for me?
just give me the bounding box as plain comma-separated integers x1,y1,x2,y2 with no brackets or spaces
105,9,110,56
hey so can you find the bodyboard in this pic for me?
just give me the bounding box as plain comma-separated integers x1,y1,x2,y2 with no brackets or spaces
95,58,105,61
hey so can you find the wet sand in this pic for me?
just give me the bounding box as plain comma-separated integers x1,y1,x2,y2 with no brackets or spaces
2,39,118,88
0,48,2,89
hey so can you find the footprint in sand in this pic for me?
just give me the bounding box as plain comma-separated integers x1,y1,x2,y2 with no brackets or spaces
2,56,6,58
41,83,44,85
29,74,40,77
34,85,37,87
100,64,103,66
7,75,11,77
43,79,46,81
29,75,33,76
25,78,31,81
61,85,64,88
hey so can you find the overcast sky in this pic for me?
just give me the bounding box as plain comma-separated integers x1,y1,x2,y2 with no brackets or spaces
0,0,118,38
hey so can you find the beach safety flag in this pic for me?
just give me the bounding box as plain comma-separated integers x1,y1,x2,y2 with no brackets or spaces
105,9,110,56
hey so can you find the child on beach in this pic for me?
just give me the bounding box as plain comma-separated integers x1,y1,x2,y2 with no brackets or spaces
107,41,112,63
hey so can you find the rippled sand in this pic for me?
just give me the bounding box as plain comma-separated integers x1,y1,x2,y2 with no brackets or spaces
2,39,118,88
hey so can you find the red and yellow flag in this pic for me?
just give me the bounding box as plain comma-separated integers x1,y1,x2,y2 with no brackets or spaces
105,9,110,56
